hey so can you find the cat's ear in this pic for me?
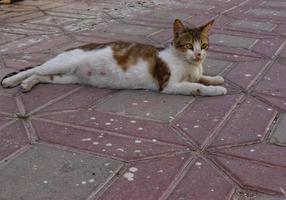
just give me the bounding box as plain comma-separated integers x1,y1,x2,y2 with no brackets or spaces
173,19,186,38
200,19,215,36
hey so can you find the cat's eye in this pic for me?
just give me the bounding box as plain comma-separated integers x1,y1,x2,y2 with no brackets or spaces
201,43,208,49
185,43,193,50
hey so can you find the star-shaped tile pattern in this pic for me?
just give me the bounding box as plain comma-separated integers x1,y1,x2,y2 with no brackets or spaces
1,0,286,199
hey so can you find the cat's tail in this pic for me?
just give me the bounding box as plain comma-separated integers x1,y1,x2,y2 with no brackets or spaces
1,67,34,88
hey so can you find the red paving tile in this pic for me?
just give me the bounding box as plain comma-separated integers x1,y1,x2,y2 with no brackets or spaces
1,0,286,199
35,109,188,146
97,154,191,200
167,159,234,200
0,95,19,114
0,121,29,160
210,96,277,147
32,119,186,161
173,94,242,147
20,84,79,113
212,154,286,194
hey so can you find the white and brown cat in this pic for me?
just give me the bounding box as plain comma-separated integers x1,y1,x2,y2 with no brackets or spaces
1,19,227,96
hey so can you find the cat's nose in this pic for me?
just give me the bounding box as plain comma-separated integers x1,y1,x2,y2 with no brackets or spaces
194,52,201,59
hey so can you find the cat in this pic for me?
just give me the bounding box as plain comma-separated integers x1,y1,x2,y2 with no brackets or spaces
1,19,227,96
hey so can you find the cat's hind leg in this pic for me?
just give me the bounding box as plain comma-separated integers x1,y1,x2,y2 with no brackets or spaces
1,51,81,88
20,74,80,92
1,67,37,88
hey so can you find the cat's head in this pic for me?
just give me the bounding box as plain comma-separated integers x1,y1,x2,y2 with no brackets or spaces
172,19,214,64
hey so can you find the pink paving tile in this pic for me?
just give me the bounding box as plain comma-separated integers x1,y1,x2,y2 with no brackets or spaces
20,84,79,113
209,44,261,59
7,12,45,23
215,143,286,168
0,95,18,114
207,51,261,63
3,57,43,70
252,37,285,59
97,153,191,200
224,60,269,90
0,23,61,35
223,79,243,95
173,94,242,146
211,97,276,147
38,87,112,113
254,89,286,111
0,35,52,54
255,62,286,91
167,158,234,200
213,155,286,195
122,15,173,29
27,15,79,26
4,53,55,64
0,32,25,45
0,115,13,127
78,31,161,48
32,119,186,161
0,121,29,161
36,109,188,146
149,29,172,44
21,35,73,54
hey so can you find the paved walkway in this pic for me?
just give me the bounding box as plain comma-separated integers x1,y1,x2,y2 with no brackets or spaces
0,0,286,199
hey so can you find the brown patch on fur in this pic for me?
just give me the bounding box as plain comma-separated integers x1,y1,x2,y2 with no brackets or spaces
110,42,159,71
149,56,170,91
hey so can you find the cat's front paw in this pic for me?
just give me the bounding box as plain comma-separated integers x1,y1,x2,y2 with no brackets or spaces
215,86,227,95
202,86,227,96
213,76,224,85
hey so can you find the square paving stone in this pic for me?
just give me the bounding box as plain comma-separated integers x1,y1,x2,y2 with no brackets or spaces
230,20,276,31
270,114,286,145
210,34,257,49
0,144,123,200
247,8,286,17
95,90,192,122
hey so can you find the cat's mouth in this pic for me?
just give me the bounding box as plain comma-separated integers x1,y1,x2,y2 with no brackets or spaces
187,57,202,64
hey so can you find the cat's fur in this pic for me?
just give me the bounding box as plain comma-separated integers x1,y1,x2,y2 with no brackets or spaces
1,19,227,96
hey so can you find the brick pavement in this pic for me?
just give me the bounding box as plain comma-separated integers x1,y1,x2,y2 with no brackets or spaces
0,0,286,199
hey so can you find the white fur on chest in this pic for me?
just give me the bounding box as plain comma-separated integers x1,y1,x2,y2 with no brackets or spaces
159,47,203,84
